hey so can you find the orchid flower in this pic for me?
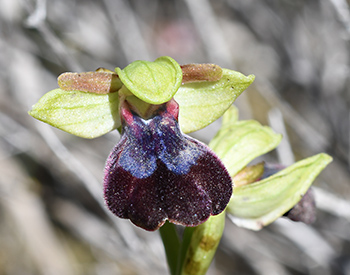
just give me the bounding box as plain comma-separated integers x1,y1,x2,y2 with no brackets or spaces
29,56,331,275
104,98,232,230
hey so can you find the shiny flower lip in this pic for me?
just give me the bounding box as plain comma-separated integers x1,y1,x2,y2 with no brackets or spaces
103,99,233,231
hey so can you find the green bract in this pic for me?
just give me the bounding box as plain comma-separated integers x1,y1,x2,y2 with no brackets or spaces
209,106,282,177
209,106,332,230
29,89,120,139
227,153,332,230
181,212,225,275
175,69,255,133
115,56,183,104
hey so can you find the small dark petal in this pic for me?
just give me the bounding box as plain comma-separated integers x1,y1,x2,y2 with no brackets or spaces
284,188,316,224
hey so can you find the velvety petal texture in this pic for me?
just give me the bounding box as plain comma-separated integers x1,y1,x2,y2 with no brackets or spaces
104,99,232,231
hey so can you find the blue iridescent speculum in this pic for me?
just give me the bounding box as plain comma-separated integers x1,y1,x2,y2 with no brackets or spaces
104,98,233,231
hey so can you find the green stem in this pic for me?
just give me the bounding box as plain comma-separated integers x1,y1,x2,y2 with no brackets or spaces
159,221,181,275
180,212,226,275
176,227,195,275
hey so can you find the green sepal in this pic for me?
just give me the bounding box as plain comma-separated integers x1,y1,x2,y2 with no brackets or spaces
115,56,183,104
175,69,254,133
227,153,333,230
29,88,120,139
181,212,226,275
209,106,282,177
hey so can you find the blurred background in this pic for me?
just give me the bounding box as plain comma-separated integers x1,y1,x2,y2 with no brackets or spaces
0,0,349,274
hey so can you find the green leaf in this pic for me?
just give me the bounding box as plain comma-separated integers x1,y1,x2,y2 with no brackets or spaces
115,56,182,104
227,153,333,230
29,89,120,139
181,212,225,275
209,107,282,177
175,69,254,133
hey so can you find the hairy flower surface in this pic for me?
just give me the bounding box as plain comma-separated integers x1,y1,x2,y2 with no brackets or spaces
104,99,232,231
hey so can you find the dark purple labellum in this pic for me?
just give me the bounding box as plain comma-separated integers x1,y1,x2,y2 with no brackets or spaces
104,99,232,231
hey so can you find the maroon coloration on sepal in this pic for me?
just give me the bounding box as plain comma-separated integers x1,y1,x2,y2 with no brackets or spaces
104,99,232,231
283,188,316,224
